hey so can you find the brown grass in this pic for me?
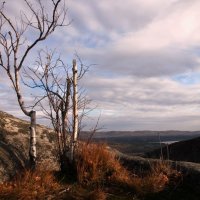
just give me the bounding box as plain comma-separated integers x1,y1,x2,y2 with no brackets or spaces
88,189,107,200
0,143,182,199
0,169,63,200
132,161,182,197
75,143,132,187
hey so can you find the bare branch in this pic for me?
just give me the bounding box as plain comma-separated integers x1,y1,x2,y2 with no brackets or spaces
86,114,102,145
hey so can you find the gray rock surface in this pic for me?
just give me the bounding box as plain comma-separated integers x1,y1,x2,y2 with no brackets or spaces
0,111,58,182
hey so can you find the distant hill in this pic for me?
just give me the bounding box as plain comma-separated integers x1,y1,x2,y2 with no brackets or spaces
0,111,58,182
146,136,200,163
80,130,200,139
80,130,200,157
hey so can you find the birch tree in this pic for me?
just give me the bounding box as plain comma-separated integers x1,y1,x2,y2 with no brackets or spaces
0,0,68,169
71,59,78,161
23,50,89,171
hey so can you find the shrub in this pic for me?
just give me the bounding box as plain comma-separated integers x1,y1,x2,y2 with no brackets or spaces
132,161,182,196
75,143,132,188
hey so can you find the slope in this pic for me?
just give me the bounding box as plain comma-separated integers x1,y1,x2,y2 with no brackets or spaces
0,111,58,182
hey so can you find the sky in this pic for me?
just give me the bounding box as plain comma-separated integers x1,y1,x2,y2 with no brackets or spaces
1,0,200,131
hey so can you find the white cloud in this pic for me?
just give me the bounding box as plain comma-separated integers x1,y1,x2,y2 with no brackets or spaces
117,0,200,51
81,74,200,130
1,0,200,131
60,0,200,78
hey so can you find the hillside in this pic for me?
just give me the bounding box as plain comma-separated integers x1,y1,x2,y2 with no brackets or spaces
146,136,200,163
1,111,200,199
0,111,58,182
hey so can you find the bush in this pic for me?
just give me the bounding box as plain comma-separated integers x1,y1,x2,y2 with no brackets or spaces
132,161,182,196
75,143,132,188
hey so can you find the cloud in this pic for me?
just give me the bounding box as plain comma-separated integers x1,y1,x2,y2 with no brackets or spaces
80,47,199,77
62,0,200,78
1,0,200,131
83,75,200,107
114,1,200,51
81,74,200,130
70,0,200,50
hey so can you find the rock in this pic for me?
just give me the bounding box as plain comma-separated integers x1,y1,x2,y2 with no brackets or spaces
0,111,59,182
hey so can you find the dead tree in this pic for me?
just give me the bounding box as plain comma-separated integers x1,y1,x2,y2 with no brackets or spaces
71,59,78,161
23,50,89,171
0,0,68,169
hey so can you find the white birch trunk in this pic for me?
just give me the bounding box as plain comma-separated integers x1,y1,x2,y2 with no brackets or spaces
16,71,37,169
71,59,78,161
29,110,36,169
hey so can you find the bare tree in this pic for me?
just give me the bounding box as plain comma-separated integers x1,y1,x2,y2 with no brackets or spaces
0,0,68,169
71,59,78,161
23,50,89,171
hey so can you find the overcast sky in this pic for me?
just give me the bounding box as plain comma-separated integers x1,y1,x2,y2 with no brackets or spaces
1,0,200,131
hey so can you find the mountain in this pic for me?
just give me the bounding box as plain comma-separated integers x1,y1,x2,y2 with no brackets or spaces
80,130,200,139
0,111,58,182
80,130,200,157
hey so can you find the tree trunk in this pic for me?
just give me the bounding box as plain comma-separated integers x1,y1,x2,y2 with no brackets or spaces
15,76,37,169
62,78,71,153
29,110,37,169
71,59,78,161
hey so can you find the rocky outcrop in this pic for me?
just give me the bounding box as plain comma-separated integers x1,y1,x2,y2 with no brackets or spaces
0,111,58,182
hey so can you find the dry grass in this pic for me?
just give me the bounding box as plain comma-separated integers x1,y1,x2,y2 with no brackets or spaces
0,143,182,199
0,169,63,200
88,189,107,200
132,161,182,197
74,143,182,198
75,143,132,187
